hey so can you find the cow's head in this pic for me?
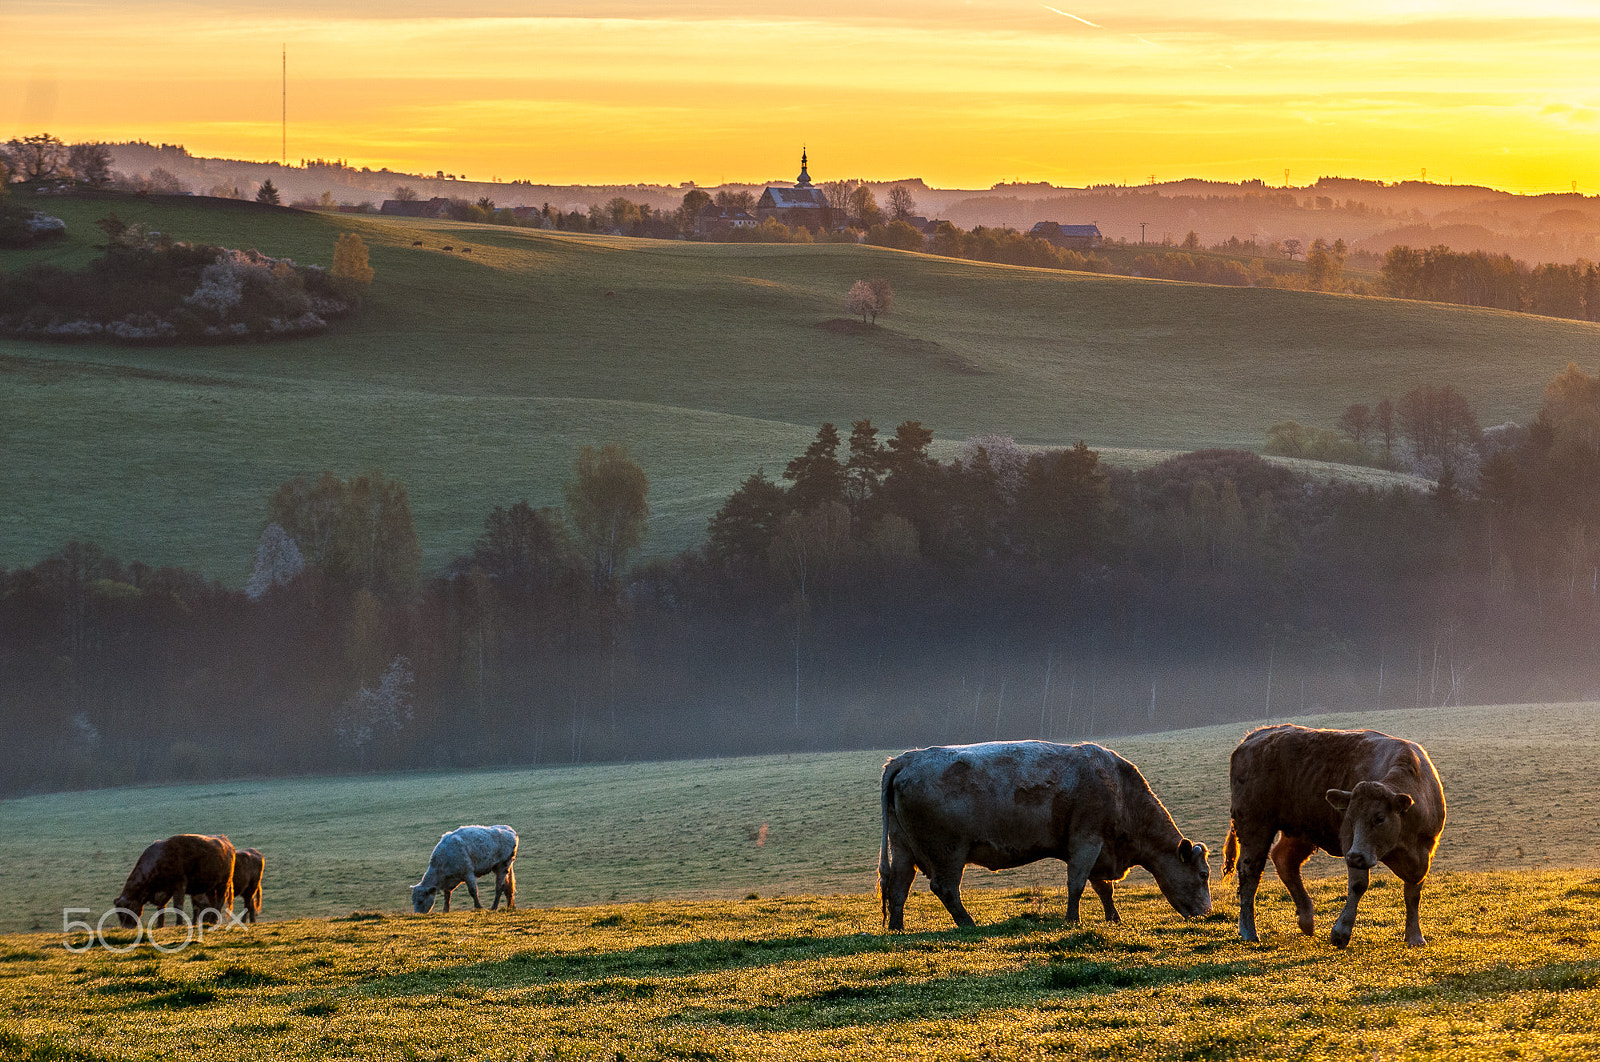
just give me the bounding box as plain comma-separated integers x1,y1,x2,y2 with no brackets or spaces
1327,782,1415,870
112,894,142,929
1154,837,1213,917
411,884,437,914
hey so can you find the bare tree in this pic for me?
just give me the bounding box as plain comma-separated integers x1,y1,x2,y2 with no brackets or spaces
887,185,917,222
1337,403,1373,447
823,179,859,213
393,185,419,202
1374,398,1397,458
4,134,68,181
67,142,112,187
1281,238,1303,260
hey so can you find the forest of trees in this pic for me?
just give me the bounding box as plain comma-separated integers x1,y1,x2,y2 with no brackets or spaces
3,366,1599,795
1381,245,1600,321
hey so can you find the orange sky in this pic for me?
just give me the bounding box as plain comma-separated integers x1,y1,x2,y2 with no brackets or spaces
4,1,1598,191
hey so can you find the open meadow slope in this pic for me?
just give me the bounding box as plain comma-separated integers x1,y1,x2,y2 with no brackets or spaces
3,702,1600,1060
3,196,1598,579
1,701,1595,937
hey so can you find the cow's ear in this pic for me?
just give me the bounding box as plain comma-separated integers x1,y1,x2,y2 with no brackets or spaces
1326,789,1353,811
1178,838,1195,863
1392,793,1415,813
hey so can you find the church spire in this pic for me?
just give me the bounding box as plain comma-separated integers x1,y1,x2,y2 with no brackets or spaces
796,147,812,188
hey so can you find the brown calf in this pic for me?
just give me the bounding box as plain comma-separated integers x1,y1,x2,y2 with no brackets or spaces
232,848,264,924
1223,724,1446,948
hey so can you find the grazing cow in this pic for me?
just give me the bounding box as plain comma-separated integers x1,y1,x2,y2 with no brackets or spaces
114,834,235,928
411,825,518,913
412,240,424,246
232,848,265,924
879,741,1212,930
1223,724,1446,948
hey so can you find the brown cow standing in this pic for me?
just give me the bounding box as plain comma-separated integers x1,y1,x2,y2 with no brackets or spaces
880,741,1212,930
114,834,236,928
1222,724,1446,948
231,848,264,924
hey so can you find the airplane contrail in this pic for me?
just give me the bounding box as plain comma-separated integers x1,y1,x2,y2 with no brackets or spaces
1040,4,1101,28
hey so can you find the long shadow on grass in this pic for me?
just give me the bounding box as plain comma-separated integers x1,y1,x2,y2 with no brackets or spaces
1357,960,1600,1004
691,956,1261,1031
358,915,1166,997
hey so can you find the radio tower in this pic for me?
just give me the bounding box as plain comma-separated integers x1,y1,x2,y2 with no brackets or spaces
281,44,287,165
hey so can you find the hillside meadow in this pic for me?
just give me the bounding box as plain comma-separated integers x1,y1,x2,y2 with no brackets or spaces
3,702,1600,1059
2,195,1594,580
1,701,1596,937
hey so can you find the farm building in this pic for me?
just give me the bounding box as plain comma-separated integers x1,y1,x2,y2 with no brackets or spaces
1029,221,1104,249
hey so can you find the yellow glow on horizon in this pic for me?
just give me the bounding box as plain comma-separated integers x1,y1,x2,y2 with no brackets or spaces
4,2,1598,192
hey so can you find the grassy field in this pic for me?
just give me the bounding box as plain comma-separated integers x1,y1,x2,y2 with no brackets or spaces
3,194,1597,580
3,871,1600,1061
1,701,1596,938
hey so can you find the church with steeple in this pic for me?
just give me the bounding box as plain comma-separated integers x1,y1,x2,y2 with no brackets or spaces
754,149,832,228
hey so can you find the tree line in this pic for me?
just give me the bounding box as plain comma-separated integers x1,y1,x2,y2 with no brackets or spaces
1381,245,1600,321
4,366,1599,795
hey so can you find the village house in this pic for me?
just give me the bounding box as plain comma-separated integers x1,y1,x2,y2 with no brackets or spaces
693,205,759,238
380,197,453,218
1028,221,1104,249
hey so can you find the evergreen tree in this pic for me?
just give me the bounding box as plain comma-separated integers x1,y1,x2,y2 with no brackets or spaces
256,179,281,205
783,423,846,511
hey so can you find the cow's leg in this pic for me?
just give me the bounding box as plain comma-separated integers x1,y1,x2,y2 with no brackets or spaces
1330,863,1370,949
1270,834,1318,936
926,859,975,928
443,885,453,913
494,865,515,911
1233,828,1273,943
464,870,483,909
1063,840,1103,923
881,834,918,931
1090,878,1120,923
1401,877,1426,947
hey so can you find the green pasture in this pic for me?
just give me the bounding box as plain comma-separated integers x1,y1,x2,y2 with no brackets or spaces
3,195,1597,579
1,701,1596,939
4,195,1597,579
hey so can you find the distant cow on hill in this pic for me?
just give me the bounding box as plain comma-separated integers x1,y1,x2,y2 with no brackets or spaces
232,848,265,924
879,741,1212,930
411,825,518,913
114,834,236,928
1223,724,1446,947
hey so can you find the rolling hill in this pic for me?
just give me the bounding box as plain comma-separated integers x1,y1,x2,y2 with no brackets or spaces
4,194,1597,581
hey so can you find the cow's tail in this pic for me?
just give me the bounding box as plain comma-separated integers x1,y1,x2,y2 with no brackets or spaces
1221,822,1240,878
878,757,905,929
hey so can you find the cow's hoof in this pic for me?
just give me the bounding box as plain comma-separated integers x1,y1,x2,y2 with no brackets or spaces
1330,927,1352,949
1406,935,1427,948
1239,930,1259,943
1297,916,1315,936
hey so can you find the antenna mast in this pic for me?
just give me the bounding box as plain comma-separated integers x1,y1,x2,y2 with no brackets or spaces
281,44,287,165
